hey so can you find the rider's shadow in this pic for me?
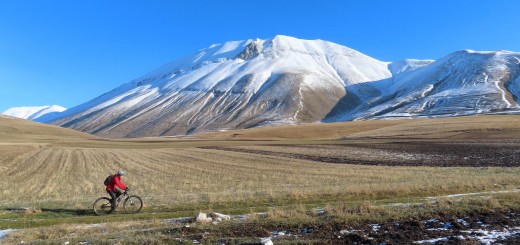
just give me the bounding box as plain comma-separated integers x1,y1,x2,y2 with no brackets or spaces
4,207,94,216
40,208,94,216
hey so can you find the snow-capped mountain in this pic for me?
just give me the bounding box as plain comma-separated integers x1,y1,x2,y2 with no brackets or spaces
39,36,520,137
38,35,392,137
326,50,520,121
2,105,66,120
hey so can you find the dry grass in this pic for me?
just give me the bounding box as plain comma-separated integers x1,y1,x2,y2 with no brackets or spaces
0,115,519,210
0,116,96,144
345,115,520,140
193,115,520,141
5,193,520,244
3,106,520,244
0,145,519,209
195,120,406,140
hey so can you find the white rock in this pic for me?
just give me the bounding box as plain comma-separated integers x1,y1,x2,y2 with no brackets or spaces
195,212,213,223
210,212,231,221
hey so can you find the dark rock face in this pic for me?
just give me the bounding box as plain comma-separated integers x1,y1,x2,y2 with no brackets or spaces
237,41,263,60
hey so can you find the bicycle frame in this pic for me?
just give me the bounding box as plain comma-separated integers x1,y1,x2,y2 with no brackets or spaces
113,191,129,208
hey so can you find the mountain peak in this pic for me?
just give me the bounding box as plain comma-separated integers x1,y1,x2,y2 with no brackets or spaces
271,34,300,42
236,40,264,60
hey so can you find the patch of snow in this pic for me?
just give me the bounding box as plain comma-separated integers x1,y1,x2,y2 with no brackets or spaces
340,229,361,235
414,237,450,244
261,237,274,245
458,218,470,227
462,227,520,244
0,229,16,240
491,74,512,108
369,224,381,232
271,231,287,237
443,222,454,229
414,236,465,244
425,218,439,224
389,59,435,75
427,228,450,231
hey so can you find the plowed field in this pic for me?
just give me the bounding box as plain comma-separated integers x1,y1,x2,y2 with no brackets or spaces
1,142,519,208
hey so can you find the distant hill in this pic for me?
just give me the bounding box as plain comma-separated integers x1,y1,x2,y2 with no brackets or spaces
2,105,66,120
0,115,96,143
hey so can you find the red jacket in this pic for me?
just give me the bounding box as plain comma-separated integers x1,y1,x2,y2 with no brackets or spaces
106,174,127,191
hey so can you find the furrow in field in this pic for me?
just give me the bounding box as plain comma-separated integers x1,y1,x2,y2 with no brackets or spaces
7,148,55,182
38,148,70,197
1,142,519,206
179,148,319,174
1,147,46,178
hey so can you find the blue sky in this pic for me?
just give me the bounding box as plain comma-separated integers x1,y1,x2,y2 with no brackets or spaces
1,0,520,112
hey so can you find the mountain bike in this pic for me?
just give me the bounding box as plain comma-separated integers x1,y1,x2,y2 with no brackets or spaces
93,190,143,215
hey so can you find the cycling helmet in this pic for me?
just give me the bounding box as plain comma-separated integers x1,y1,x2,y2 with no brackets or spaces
117,170,125,176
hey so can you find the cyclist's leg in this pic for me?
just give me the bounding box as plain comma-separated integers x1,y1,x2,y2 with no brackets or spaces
107,190,117,213
114,189,122,198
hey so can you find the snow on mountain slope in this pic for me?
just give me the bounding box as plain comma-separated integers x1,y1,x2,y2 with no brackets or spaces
388,59,435,75
41,35,392,137
2,105,66,120
40,35,520,137
327,50,520,121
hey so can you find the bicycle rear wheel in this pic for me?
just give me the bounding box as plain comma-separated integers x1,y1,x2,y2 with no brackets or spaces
93,197,112,215
124,195,143,213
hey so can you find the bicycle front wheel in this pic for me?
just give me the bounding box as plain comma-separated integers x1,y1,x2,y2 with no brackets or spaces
93,197,112,215
124,195,143,213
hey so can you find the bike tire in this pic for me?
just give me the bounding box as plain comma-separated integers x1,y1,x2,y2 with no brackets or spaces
123,195,143,213
93,197,112,215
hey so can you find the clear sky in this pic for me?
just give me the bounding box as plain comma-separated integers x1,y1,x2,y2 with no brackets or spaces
1,0,520,112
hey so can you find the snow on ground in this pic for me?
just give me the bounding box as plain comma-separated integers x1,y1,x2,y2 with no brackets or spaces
0,229,17,240
414,235,465,244
462,227,520,244
414,227,520,244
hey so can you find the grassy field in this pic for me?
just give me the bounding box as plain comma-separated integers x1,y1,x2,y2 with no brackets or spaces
0,115,520,243
195,115,520,140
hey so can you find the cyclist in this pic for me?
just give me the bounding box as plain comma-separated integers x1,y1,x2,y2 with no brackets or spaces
106,170,128,213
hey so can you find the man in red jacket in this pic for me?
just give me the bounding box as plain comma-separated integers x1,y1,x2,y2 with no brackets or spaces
106,170,128,213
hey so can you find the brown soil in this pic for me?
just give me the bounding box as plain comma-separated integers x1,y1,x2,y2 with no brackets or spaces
204,141,520,167
148,209,520,244
290,209,520,244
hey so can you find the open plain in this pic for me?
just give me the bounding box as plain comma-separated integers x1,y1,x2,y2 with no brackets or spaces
0,115,520,244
